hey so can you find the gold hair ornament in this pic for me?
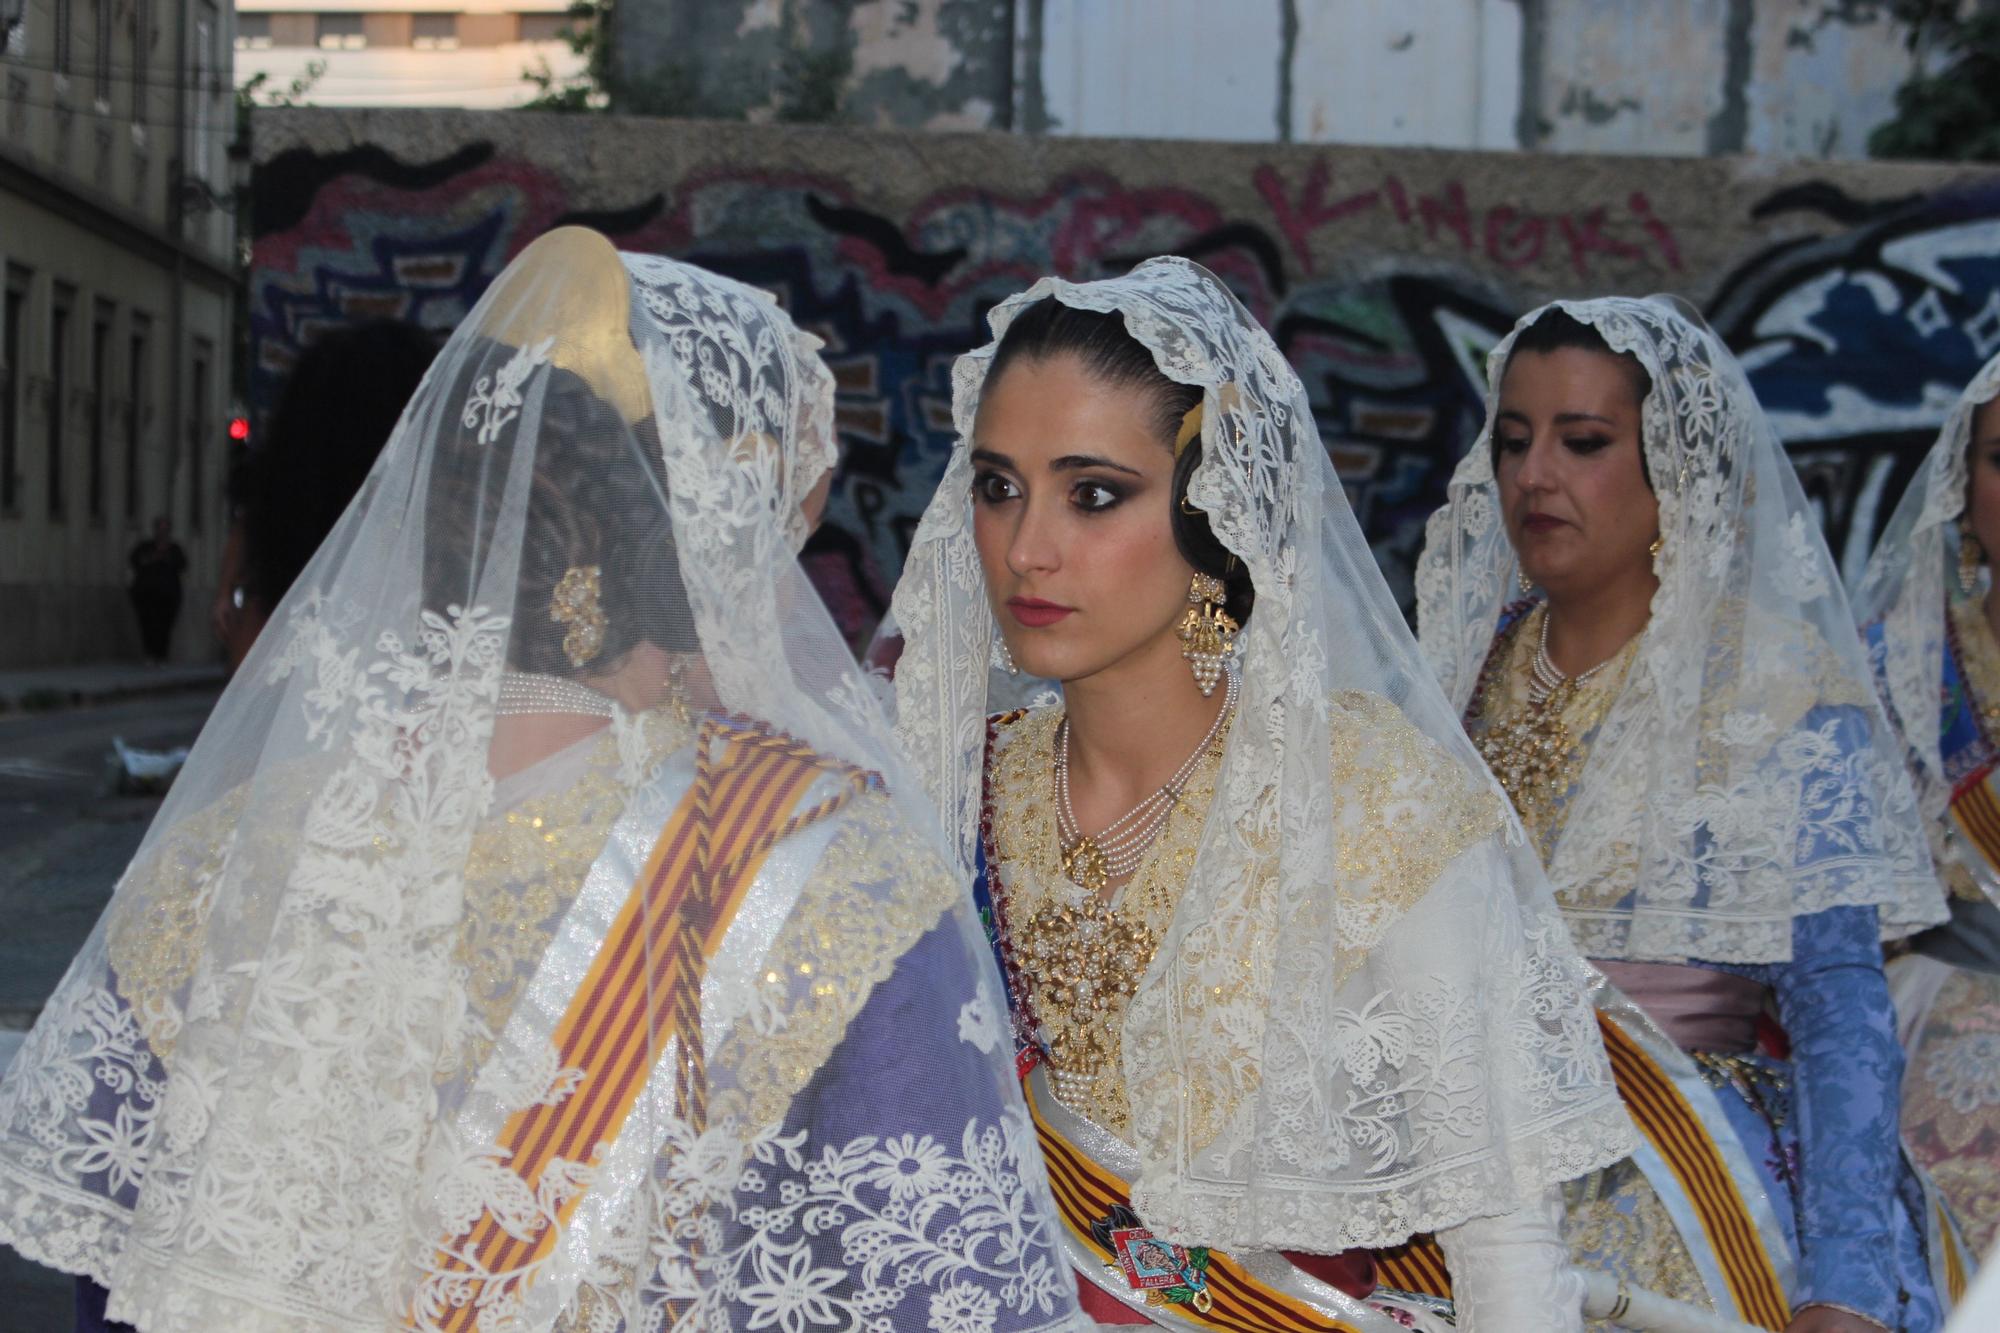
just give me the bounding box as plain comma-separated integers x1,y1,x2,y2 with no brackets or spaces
1174,402,1205,456
552,564,608,668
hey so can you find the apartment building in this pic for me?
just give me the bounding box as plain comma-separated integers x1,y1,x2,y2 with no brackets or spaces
235,1,588,109
0,0,237,666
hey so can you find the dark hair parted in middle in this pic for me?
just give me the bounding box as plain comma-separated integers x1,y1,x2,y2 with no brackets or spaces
1497,306,1656,486
984,297,1255,626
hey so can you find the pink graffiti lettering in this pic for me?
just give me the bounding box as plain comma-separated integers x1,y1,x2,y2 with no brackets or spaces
1255,160,1382,271
1484,205,1548,269
1254,160,1684,279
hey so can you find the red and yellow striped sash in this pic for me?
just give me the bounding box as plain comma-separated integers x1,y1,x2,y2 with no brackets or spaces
1949,763,2000,877
1370,1017,1797,1324
1025,1080,1374,1333
428,717,871,1332
1598,1013,1790,1330
1370,1237,1449,1300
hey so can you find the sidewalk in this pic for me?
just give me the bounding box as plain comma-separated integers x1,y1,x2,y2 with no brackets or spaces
0,660,227,713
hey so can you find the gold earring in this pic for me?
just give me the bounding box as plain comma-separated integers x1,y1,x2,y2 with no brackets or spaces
1178,572,1238,697
1962,532,1984,596
1517,569,1533,596
991,635,1017,673
552,564,608,668
661,654,693,724
1649,534,1663,557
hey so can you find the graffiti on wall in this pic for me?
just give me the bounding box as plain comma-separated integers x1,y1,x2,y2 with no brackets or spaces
1716,180,2000,582
250,140,2000,635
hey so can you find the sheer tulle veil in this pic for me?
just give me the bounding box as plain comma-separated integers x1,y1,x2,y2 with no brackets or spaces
0,229,1077,1333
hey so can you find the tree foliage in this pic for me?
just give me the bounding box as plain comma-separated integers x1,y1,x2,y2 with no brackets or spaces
1869,1,2000,162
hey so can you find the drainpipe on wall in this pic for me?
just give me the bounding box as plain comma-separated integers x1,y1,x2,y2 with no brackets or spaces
166,0,188,532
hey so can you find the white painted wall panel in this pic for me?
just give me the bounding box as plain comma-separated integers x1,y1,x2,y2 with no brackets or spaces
1038,0,1285,142
1289,0,1520,148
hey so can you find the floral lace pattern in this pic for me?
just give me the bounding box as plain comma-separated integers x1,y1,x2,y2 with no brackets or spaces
0,236,1079,1333
1902,964,2000,1254
1417,295,1947,964
892,255,1630,1263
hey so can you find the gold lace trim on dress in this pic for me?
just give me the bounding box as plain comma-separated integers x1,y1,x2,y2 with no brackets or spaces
1470,603,1637,861
987,707,1224,1135
986,691,1501,1140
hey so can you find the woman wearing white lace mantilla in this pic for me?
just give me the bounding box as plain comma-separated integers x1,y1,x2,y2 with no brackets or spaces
1852,350,2000,1260
0,228,1081,1333
886,257,1635,1333
1416,296,1959,1332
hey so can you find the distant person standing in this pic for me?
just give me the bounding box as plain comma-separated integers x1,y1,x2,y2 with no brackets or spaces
212,320,438,667
127,516,186,663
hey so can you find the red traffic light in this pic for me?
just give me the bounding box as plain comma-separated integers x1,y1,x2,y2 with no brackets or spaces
227,415,250,443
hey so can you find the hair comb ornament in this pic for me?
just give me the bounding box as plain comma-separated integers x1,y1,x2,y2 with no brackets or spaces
551,564,608,668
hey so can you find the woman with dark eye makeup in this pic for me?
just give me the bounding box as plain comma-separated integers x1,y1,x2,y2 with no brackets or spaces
1418,298,1960,1333
889,259,1637,1332
1853,350,2000,1264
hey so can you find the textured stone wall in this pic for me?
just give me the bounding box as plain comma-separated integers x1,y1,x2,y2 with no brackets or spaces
250,107,2000,633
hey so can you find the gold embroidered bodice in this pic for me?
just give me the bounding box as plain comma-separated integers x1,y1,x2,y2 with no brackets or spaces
985,706,1225,1135
1468,603,1638,861
984,693,1500,1140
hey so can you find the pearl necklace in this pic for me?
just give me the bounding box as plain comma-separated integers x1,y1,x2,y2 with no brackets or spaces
497,670,617,718
1528,609,1617,706
1055,669,1237,893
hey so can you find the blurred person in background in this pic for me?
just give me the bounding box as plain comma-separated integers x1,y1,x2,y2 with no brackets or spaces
1852,349,2000,1259
127,516,186,664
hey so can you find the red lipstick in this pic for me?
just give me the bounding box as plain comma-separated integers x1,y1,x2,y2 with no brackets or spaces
1521,513,1567,534
1007,597,1074,628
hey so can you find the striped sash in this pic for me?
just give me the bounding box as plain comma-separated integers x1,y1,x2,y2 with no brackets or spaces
1025,1077,1379,1333
1597,1013,1791,1330
427,717,871,1332
1369,1013,1793,1328
1949,762,2000,877
1370,1239,1450,1301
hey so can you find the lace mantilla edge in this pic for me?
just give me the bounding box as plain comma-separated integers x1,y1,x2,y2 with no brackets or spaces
1470,602,1941,965
986,691,1629,1254
1129,1088,1635,1255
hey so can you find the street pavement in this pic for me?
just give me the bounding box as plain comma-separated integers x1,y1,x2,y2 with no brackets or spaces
0,687,220,1328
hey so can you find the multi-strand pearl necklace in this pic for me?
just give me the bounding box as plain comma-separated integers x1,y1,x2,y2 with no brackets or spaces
1527,610,1617,705
496,670,618,718
1055,668,1238,892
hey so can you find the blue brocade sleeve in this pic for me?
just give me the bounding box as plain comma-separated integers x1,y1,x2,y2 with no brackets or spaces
1733,905,1908,1323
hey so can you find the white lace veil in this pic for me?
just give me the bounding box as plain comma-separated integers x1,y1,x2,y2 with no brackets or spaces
1852,350,2000,835
0,230,1075,1333
890,257,1630,1255
1416,294,1949,965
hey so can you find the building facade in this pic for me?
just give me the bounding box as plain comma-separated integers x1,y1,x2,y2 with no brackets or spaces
0,0,237,667
234,1,588,110
608,0,1922,160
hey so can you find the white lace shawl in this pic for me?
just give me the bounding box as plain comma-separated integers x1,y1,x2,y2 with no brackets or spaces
1852,350,2000,841
889,257,1632,1254
0,230,1078,1333
1415,295,1950,965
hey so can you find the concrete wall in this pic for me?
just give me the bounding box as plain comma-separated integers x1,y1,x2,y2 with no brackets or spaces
603,0,1921,158
249,108,2000,637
